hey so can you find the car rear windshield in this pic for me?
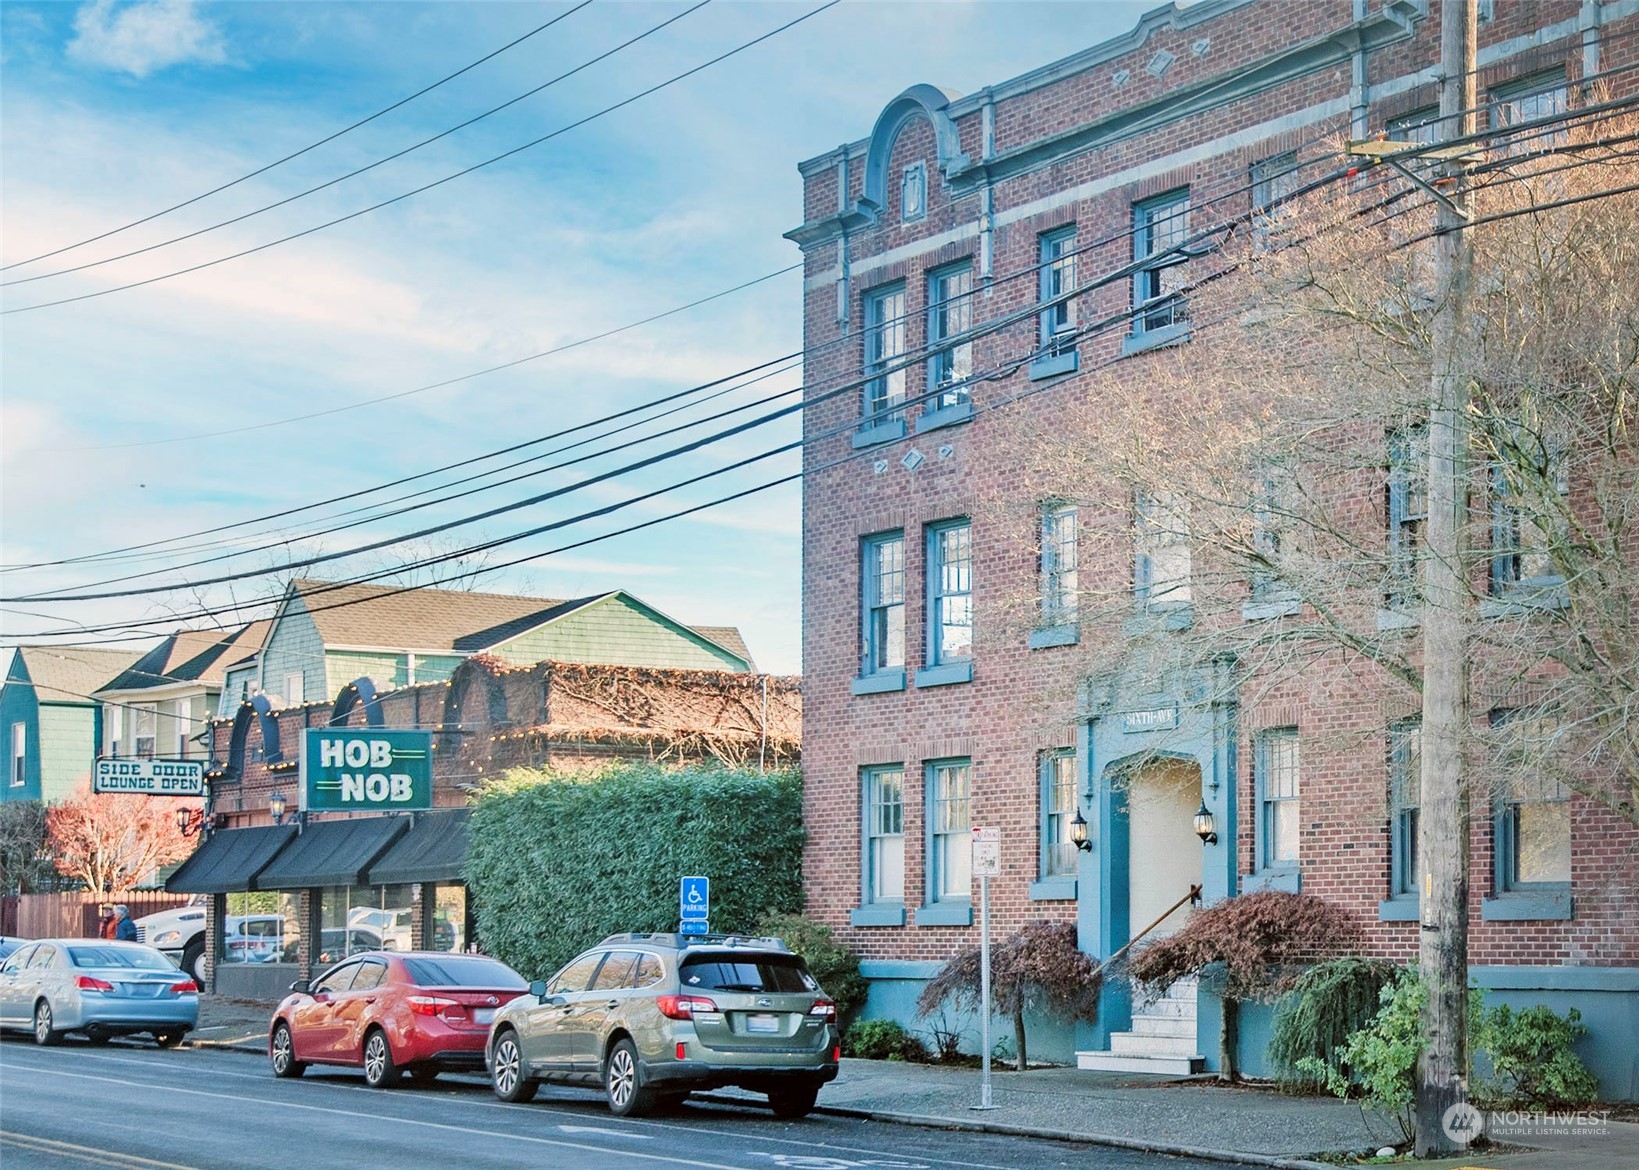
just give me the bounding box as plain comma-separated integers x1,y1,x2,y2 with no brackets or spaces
67,946,175,971
402,956,526,989
678,955,818,994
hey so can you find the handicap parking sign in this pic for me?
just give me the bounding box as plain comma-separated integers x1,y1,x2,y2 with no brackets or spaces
679,876,709,934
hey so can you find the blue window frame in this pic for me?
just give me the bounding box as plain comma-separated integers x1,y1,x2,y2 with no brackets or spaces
1386,426,1427,609
1249,465,1294,602
1135,490,1191,608
927,262,973,410
1257,728,1300,871
1491,710,1571,893
863,284,907,426
1040,503,1078,625
926,520,972,667
924,758,971,913
1041,750,1078,878
864,766,905,903
1038,226,1077,352
859,532,905,682
1490,71,1569,155
1489,442,1568,599
1132,190,1190,335
1251,153,1300,246
1389,719,1421,899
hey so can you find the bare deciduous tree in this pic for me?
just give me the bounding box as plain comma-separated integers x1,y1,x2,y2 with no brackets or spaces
46,786,193,893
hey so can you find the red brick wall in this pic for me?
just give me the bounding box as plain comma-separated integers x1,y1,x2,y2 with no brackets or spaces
796,0,1638,966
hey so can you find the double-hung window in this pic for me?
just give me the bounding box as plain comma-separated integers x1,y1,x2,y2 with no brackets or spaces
1386,426,1427,610
1041,750,1078,879
926,263,973,414
134,703,157,758
1038,227,1077,354
1040,503,1078,625
1255,728,1300,885
852,765,907,926
863,284,907,431
9,723,24,787
1134,489,1191,609
1251,153,1300,246
922,758,972,924
174,696,194,758
1491,72,1569,156
919,519,972,687
104,704,121,757
1387,719,1421,910
1247,464,1298,612
1132,190,1190,338
1486,709,1572,919
1490,436,1568,601
856,532,906,693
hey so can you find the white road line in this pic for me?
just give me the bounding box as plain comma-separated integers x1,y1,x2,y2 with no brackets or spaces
0,1131,201,1170
8,1065,749,1170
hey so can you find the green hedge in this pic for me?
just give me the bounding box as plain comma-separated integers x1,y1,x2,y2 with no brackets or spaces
465,762,804,979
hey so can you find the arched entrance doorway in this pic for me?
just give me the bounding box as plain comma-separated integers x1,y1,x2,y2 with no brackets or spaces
1124,756,1202,940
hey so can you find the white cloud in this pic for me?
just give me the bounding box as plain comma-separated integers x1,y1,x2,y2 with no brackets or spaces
68,0,225,78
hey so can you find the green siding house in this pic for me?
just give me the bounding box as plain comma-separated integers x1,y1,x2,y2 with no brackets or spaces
2,646,140,805
216,579,754,716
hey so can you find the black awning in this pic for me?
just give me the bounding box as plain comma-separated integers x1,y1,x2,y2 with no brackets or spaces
165,825,299,894
256,816,410,890
364,808,470,885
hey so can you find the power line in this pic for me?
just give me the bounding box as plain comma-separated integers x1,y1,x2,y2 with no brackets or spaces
0,3,594,274
1,1,841,316
3,0,705,289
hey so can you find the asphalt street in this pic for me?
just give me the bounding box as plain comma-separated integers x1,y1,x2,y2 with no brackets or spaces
0,1035,1222,1170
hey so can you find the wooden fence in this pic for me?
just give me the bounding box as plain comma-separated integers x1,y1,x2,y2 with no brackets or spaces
9,892,192,940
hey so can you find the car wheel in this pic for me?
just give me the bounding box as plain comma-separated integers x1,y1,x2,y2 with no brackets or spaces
270,1022,306,1078
490,1030,537,1103
33,1001,61,1046
154,1031,184,1049
604,1038,654,1118
362,1028,400,1088
768,1082,821,1120
183,940,206,986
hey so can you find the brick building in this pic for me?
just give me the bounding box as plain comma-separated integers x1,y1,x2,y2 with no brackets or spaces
787,0,1639,1093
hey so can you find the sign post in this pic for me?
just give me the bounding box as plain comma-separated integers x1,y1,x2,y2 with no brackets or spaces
679,875,710,936
971,827,1001,1111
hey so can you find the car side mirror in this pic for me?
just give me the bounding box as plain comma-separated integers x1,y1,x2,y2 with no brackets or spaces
290,979,310,995
529,979,548,1003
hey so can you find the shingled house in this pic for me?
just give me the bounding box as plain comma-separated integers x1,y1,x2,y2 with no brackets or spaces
2,646,139,805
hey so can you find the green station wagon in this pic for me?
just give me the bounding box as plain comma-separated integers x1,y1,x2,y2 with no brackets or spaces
486,932,840,1118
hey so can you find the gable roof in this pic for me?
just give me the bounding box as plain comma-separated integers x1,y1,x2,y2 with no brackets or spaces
288,579,570,652
283,580,752,667
99,621,271,694
8,646,143,705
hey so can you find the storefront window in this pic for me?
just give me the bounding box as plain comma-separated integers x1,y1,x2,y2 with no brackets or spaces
317,884,414,965
223,892,300,964
433,885,468,953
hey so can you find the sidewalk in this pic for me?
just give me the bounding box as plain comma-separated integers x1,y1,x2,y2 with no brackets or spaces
189,996,1635,1169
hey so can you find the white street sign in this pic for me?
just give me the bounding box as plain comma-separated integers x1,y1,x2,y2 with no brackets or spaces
93,758,205,796
971,826,1001,877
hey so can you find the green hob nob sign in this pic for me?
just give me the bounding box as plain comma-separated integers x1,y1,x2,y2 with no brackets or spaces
301,728,433,813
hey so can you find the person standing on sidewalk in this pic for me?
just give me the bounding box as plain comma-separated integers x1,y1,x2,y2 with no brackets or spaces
98,905,117,939
112,904,138,941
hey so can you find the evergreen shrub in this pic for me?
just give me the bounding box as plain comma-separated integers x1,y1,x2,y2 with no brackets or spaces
464,762,803,979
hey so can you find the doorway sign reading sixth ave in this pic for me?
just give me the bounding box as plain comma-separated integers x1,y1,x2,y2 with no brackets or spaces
679,875,710,936
93,758,205,796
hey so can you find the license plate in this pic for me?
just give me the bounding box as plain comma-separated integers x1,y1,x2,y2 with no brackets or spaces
746,1013,780,1034
473,1008,495,1025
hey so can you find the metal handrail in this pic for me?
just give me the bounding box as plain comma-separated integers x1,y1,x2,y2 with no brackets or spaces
1091,883,1202,980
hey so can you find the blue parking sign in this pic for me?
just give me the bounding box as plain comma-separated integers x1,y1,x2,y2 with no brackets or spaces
679,875,709,934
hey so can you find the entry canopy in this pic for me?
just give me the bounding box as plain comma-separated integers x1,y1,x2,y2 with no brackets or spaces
256,817,410,890
363,808,470,886
165,824,298,894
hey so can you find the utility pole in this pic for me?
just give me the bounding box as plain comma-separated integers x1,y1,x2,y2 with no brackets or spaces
1416,0,1477,1157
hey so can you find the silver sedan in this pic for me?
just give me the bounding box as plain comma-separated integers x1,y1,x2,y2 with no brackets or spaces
0,939,198,1047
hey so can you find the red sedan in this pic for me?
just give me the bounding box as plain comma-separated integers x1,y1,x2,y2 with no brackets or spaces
269,951,527,1087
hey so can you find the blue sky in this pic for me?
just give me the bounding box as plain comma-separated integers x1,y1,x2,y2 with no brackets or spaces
1,0,1152,675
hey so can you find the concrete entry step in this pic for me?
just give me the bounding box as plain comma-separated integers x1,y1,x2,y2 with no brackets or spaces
1076,1050,1206,1075
1111,1031,1200,1057
1129,1014,1196,1038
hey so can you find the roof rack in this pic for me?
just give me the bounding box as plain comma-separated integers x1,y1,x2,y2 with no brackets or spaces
597,931,790,952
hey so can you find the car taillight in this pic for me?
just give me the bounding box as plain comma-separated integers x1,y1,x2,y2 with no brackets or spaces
808,998,837,1022
170,981,199,994
407,995,460,1017
656,994,718,1020
76,975,114,992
